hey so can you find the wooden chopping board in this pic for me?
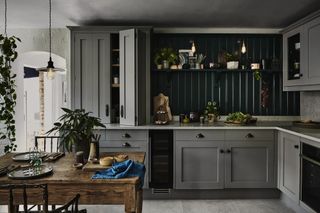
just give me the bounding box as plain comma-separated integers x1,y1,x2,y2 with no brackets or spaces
82,162,111,172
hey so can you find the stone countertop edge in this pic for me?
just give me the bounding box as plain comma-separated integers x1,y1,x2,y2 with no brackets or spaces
95,120,320,144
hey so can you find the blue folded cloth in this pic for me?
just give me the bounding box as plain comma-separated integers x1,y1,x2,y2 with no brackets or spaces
92,159,145,188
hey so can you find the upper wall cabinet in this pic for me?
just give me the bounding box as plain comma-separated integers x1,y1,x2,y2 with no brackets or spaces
69,27,150,125
283,12,320,91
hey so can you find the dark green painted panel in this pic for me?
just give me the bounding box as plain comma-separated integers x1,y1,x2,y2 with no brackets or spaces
151,33,300,116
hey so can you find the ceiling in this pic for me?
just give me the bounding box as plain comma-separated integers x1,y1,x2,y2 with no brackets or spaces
1,0,320,28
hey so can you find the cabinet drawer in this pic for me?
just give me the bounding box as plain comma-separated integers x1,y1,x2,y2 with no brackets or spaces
225,130,274,141
100,140,147,149
106,130,148,141
175,130,224,141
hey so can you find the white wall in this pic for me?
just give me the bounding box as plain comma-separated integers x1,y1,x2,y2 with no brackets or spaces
0,28,70,154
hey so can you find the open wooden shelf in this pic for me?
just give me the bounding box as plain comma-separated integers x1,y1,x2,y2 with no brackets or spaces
112,64,120,67
112,83,120,88
112,49,120,52
153,69,281,73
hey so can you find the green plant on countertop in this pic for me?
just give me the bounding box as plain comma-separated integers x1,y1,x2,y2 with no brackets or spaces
0,34,21,153
254,69,262,81
225,52,239,62
46,108,106,152
204,101,220,117
195,53,206,64
226,112,253,123
154,48,178,65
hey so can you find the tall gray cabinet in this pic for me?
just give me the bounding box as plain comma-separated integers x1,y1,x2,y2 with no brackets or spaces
69,27,150,125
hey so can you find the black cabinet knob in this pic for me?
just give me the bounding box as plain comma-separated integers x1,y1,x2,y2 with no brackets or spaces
294,145,299,149
220,150,225,154
226,149,231,154
122,142,131,147
122,133,131,138
196,133,205,139
246,133,254,138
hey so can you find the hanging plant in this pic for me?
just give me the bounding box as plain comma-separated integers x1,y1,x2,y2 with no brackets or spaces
0,34,20,153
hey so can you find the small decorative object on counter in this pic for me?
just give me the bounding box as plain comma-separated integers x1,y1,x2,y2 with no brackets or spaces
179,114,185,123
251,63,260,70
154,106,170,125
195,54,206,69
204,101,220,123
182,115,190,123
200,116,205,124
189,112,199,122
153,93,173,124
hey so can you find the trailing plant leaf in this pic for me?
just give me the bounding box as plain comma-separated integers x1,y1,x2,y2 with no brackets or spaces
254,70,262,81
0,35,20,153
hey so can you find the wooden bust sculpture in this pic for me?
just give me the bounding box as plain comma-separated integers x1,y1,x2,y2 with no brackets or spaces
153,93,173,124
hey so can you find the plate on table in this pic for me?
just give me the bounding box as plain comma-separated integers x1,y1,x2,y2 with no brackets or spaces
12,152,47,162
7,165,53,180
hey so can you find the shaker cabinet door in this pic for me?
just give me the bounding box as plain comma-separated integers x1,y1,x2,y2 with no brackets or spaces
278,132,300,203
175,140,225,189
224,141,275,188
72,32,111,123
120,29,136,125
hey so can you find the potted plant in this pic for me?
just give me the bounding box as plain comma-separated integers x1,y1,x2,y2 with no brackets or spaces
46,108,105,159
195,54,206,69
204,101,220,123
154,54,163,70
225,52,239,70
154,48,178,69
0,34,20,153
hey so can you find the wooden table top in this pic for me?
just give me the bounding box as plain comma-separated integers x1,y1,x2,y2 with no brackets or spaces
0,152,145,185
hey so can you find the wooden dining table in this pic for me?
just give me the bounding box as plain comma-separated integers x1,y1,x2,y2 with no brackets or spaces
0,152,145,213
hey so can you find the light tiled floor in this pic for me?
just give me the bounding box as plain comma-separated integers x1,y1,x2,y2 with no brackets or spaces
77,199,296,213
0,199,296,213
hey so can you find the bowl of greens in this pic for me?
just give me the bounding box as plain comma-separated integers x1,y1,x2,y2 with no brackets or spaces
225,112,257,125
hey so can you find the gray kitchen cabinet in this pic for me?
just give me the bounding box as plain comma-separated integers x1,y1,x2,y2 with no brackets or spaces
71,30,111,123
224,141,275,188
175,140,225,189
282,12,320,91
119,28,148,126
278,132,300,203
99,129,149,188
70,27,150,125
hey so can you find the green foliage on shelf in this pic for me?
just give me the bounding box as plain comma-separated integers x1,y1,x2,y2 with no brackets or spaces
0,34,20,153
154,48,178,65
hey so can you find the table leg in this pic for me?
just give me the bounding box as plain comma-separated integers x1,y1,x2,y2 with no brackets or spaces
135,190,143,213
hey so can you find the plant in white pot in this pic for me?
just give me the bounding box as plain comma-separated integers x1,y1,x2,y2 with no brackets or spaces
225,52,239,70
46,108,105,159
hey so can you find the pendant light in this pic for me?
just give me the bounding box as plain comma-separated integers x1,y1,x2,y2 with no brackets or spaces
191,41,196,53
241,41,247,54
37,0,64,79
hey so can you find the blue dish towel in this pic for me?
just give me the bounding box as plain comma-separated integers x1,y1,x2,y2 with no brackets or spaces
92,160,145,188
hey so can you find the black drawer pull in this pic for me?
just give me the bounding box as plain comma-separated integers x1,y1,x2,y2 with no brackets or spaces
122,142,131,147
246,133,254,138
220,149,225,154
122,133,131,138
196,133,205,139
294,145,299,149
226,149,231,154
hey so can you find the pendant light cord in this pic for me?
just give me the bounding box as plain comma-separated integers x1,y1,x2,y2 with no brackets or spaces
4,0,7,36
49,0,52,59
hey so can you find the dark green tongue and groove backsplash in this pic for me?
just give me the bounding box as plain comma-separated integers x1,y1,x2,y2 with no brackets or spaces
151,33,300,116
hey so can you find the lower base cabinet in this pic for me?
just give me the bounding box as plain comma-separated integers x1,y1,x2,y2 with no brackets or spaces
175,140,224,189
225,142,275,188
174,130,275,189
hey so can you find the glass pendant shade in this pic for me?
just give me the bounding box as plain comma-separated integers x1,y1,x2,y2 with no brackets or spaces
191,41,196,53
241,41,247,54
